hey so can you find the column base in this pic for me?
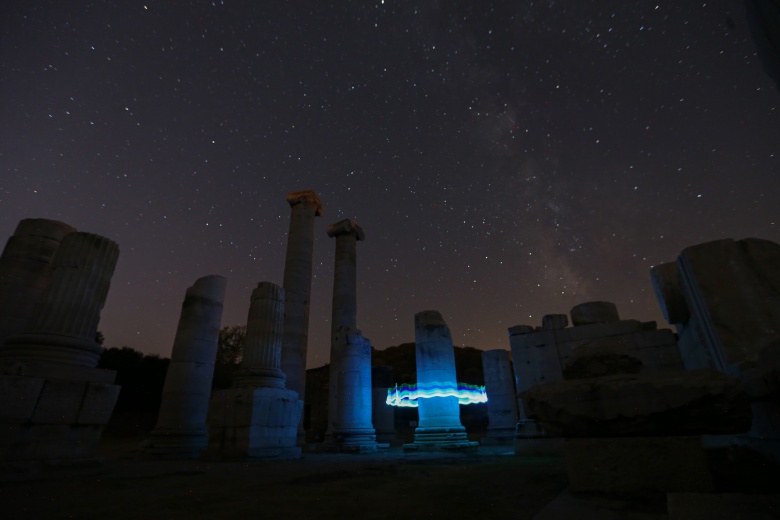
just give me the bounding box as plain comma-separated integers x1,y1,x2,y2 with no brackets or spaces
0,332,103,367
207,386,302,460
404,426,477,452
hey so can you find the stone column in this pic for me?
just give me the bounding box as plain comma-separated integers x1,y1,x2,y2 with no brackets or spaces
0,232,119,367
279,190,322,418
147,275,226,457
233,282,286,388
0,218,76,346
404,310,476,451
332,328,377,452
325,219,364,438
207,281,303,460
481,349,519,444
372,365,397,444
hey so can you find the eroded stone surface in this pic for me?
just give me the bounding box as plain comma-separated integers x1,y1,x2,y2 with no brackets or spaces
524,368,751,437
562,336,643,380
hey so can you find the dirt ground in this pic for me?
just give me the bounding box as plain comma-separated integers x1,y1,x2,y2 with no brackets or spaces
0,438,568,520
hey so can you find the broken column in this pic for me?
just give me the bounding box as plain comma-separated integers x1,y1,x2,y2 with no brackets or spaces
480,349,518,445
330,328,377,452
279,190,322,434
208,282,302,459
146,275,226,458
0,231,120,472
404,310,476,452
651,237,780,461
0,218,76,346
372,365,397,444
1,232,120,366
325,219,364,440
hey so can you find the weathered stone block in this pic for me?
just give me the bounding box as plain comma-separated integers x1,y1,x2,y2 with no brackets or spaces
562,337,643,380
76,382,120,425
30,379,88,424
542,314,568,330
524,369,751,437
0,375,44,421
565,436,714,496
570,301,620,326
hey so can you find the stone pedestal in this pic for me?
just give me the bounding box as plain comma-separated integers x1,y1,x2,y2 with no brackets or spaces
146,275,226,458
480,349,518,445
208,386,302,459
0,219,76,346
207,282,302,459
279,190,322,438
372,365,397,444
404,311,476,452
0,231,120,477
330,329,377,452
325,219,364,441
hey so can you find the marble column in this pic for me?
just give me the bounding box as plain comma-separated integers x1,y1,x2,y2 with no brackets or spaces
0,230,120,472
233,282,286,388
372,365,397,444
325,219,364,439
0,218,76,346
332,327,377,452
207,281,303,459
0,232,119,367
147,275,226,457
481,349,519,444
279,190,322,422
404,310,476,451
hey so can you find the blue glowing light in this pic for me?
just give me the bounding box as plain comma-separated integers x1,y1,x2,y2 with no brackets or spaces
385,382,487,407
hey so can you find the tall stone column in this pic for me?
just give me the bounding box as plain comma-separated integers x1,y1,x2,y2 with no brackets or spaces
147,275,226,458
404,310,476,452
325,219,364,438
0,232,120,367
332,328,377,452
481,349,519,444
233,282,286,388
280,190,322,424
0,218,76,346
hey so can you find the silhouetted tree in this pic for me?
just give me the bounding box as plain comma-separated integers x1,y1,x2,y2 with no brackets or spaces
213,324,246,389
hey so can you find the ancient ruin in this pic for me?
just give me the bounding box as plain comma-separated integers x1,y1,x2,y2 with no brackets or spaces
371,365,397,444
652,237,780,461
404,310,477,452
279,190,322,437
480,349,518,445
328,328,377,452
508,301,683,454
0,229,120,474
325,219,364,441
145,275,227,458
208,282,302,459
0,218,76,346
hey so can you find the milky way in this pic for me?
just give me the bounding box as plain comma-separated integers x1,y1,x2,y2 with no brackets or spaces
2,1,778,366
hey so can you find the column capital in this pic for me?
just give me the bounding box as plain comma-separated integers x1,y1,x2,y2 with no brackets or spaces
327,219,365,241
286,190,323,216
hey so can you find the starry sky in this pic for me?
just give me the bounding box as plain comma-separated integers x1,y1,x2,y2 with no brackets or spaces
2,1,778,367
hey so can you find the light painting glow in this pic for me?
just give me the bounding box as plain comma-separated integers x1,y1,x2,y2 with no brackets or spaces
385,382,487,407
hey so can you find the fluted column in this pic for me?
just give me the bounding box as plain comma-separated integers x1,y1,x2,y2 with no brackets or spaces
148,275,226,457
0,232,119,367
0,219,76,346
482,349,519,443
333,328,376,450
280,190,322,426
233,282,286,388
326,219,364,437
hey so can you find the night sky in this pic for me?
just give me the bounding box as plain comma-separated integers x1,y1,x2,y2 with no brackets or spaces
2,1,778,367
